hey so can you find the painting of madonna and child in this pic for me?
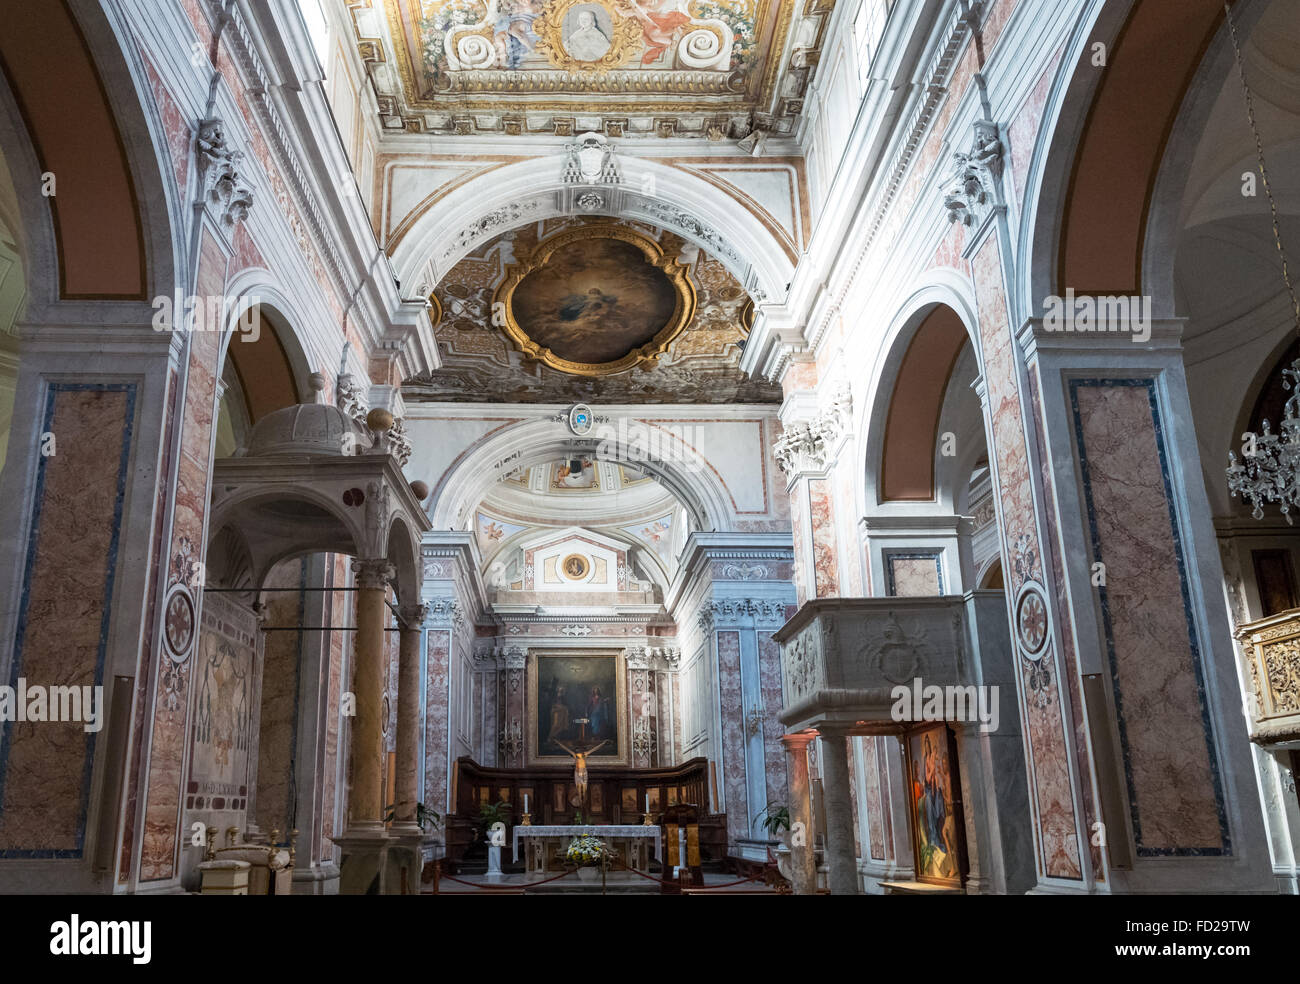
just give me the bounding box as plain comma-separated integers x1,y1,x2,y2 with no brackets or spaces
535,654,620,758
512,237,679,365
906,724,965,887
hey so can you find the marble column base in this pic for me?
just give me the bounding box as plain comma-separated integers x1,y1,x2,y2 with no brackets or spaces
335,832,405,895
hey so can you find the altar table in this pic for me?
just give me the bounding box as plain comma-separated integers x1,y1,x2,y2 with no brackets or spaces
512,825,662,874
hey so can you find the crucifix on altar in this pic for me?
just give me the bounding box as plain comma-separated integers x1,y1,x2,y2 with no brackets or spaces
552,718,608,816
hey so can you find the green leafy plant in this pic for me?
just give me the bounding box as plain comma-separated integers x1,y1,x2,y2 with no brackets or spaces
753,804,791,838
478,800,510,833
383,802,442,831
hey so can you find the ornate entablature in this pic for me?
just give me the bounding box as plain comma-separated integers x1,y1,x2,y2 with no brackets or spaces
773,384,850,478
697,597,786,629
348,0,837,141
624,644,682,670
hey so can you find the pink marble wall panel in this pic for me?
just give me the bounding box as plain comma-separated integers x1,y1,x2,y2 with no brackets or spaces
671,670,682,764
888,556,942,597
120,370,177,882
790,486,808,607
0,385,134,856
1071,381,1227,854
504,664,524,769
142,57,190,196
835,464,864,596
183,592,257,886
252,561,302,834
140,229,226,881
876,739,894,861
716,631,748,846
847,738,862,859
483,668,497,767
1008,46,1065,209
972,236,1082,880
808,479,839,598
757,632,788,810
424,630,452,813
863,736,886,860
1031,371,1102,879
320,555,347,853
630,668,650,768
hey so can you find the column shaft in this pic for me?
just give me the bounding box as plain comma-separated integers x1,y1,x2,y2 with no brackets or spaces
349,561,391,833
395,609,425,827
818,730,860,894
782,734,817,895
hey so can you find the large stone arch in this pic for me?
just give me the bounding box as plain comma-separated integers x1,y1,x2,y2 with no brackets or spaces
220,274,321,417
388,154,795,307
0,0,183,309
429,418,734,535
858,275,983,513
1020,0,1258,314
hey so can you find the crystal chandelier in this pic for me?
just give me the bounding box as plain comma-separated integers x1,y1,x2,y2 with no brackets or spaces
1223,2,1300,523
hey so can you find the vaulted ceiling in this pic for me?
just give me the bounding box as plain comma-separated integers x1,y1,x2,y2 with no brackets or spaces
348,0,835,139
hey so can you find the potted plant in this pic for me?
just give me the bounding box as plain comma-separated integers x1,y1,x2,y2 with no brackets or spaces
565,833,611,883
754,804,793,881
384,802,443,832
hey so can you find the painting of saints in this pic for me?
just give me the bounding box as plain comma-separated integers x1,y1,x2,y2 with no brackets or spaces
493,0,543,69
586,685,610,737
547,682,571,744
908,725,960,884
618,0,692,65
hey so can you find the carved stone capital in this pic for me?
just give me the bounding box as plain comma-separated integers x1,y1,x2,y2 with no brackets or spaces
352,558,395,590
398,603,429,628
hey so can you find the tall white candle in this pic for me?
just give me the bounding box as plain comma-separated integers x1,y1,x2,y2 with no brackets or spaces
645,793,649,813
523,794,529,813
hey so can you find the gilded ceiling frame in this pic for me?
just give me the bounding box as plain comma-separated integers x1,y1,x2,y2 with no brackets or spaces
493,222,698,377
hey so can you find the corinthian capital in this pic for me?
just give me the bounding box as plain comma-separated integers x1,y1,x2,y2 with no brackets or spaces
352,558,395,589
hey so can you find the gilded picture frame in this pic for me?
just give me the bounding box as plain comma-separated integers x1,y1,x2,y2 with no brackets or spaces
526,649,629,767
493,223,697,377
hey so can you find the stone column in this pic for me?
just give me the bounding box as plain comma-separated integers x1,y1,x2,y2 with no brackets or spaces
781,732,817,894
348,559,393,835
393,604,427,832
816,726,860,894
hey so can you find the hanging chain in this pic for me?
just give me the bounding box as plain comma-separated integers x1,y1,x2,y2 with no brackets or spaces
1225,2,1300,333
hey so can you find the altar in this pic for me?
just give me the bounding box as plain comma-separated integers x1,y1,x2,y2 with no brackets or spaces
513,825,663,874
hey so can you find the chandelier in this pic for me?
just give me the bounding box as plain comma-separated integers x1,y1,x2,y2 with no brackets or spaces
1223,2,1300,523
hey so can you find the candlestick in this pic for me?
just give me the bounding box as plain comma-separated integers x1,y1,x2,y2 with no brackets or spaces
521,812,532,827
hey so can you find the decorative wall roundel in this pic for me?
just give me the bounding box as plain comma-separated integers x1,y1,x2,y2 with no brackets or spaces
163,582,196,662
569,404,594,436
561,554,590,580
1015,582,1049,659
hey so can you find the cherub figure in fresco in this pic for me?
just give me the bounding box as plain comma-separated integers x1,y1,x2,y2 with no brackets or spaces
618,0,693,65
494,0,542,69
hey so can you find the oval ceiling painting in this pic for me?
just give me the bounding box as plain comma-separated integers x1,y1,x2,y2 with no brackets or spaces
495,224,696,376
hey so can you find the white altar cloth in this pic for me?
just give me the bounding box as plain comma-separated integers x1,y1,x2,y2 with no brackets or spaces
512,825,662,863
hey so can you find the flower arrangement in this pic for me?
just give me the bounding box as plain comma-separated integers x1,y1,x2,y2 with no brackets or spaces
566,834,611,867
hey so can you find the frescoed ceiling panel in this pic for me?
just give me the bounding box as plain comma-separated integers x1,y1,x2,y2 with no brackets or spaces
403,215,781,402
348,0,836,138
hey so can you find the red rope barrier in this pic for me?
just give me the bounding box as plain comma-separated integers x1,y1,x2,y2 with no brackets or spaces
436,866,578,890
